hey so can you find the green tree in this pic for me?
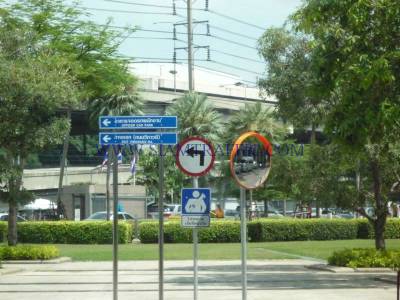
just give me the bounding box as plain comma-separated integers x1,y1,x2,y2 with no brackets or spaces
0,26,78,245
167,92,222,142
1,0,139,218
258,27,328,216
294,0,400,249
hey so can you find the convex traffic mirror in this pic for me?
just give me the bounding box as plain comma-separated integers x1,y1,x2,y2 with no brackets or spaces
229,131,272,189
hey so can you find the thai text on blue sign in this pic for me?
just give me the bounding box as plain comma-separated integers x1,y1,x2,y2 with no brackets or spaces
99,116,177,130
181,188,211,228
99,132,177,145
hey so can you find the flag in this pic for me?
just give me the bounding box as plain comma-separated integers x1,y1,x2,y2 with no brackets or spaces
117,151,123,164
101,151,108,171
130,152,137,174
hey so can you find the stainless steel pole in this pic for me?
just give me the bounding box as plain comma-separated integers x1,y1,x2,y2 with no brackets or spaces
159,144,165,300
193,177,199,300
187,0,193,91
112,147,119,300
240,187,247,300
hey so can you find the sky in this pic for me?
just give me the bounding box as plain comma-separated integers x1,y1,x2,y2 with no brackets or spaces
72,0,303,84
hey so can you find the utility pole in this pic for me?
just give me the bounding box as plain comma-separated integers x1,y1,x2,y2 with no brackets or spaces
187,0,193,91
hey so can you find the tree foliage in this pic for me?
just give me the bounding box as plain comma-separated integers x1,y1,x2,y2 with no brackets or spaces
291,0,400,249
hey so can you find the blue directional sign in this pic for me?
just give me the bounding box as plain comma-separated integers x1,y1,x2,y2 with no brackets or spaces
99,116,177,130
181,188,211,228
99,132,177,145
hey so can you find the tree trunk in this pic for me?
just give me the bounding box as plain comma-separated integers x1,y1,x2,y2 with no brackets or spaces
56,109,71,219
374,218,386,250
283,199,286,216
7,156,24,246
7,199,17,246
370,159,387,250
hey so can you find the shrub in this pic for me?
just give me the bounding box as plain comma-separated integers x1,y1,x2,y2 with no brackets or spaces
0,221,133,244
0,245,59,260
0,221,6,242
328,248,400,269
248,219,359,242
139,218,400,243
139,220,241,243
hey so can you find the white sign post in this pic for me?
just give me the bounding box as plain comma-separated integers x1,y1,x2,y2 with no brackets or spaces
176,137,215,300
99,115,178,300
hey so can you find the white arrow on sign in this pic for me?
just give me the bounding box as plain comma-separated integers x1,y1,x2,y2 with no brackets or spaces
102,135,111,143
102,119,111,127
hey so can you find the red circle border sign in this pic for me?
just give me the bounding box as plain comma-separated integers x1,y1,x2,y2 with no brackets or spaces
176,136,216,177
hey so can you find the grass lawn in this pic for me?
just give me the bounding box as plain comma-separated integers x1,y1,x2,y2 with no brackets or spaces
49,239,400,261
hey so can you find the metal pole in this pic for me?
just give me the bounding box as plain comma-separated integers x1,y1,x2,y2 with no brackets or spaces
193,177,199,300
111,147,119,300
240,187,247,300
187,0,193,91
159,144,165,300
397,270,399,300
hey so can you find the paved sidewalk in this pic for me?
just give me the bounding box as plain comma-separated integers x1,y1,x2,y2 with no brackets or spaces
0,260,397,300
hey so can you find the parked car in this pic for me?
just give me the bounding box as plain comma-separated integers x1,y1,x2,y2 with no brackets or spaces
85,211,136,221
0,213,27,222
147,204,181,219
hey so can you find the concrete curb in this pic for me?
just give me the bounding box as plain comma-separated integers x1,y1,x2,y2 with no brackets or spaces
0,267,23,275
305,264,354,273
1,257,72,265
306,264,395,274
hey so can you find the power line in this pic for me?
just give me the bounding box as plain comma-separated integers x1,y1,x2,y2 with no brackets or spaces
103,24,207,36
208,9,265,31
119,56,209,62
103,0,204,11
211,34,258,50
122,36,174,40
76,6,175,15
101,0,266,32
175,38,261,63
212,49,264,64
209,25,258,41
209,60,264,76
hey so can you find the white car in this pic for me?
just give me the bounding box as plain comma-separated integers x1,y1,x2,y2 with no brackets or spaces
85,211,136,221
0,213,27,222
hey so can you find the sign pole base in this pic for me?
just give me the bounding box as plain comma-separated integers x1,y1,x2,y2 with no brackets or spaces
240,187,247,300
193,177,199,300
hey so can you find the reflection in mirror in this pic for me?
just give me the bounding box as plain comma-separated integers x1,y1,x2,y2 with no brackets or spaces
231,138,271,189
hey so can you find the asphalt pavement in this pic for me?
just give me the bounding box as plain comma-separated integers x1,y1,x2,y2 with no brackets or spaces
0,259,397,300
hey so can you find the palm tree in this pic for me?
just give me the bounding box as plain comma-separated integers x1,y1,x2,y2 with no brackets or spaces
166,92,222,142
224,102,287,143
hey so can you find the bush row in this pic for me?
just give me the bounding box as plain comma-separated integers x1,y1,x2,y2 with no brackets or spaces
0,219,399,244
0,221,133,244
140,220,240,243
139,219,400,243
328,248,400,269
0,245,59,260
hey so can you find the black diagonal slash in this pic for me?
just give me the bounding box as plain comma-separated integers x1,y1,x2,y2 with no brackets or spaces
186,146,205,166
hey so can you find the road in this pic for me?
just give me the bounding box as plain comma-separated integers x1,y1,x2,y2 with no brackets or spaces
0,260,396,300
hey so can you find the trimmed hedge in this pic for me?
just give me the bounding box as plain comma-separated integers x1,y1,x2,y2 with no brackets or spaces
139,220,240,243
0,245,59,260
248,219,359,242
0,221,133,244
139,218,400,243
0,222,6,242
328,248,400,269
1,219,399,244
